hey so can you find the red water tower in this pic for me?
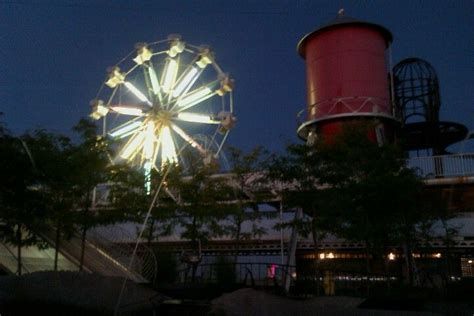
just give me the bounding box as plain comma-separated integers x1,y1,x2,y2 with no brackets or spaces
296,11,397,144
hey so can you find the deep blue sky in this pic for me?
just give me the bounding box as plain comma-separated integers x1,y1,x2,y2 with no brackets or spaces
1,0,473,153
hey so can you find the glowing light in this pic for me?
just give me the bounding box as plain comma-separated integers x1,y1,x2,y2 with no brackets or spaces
109,121,142,138
176,112,220,124
161,58,178,93
90,100,108,120
388,253,395,261
327,252,335,259
143,121,155,159
172,66,200,98
196,48,213,68
105,67,125,88
124,82,152,106
148,66,161,96
435,253,442,258
110,106,143,116
120,131,146,160
144,161,152,195
133,44,152,65
216,75,234,96
176,86,214,111
171,124,206,154
319,253,325,260
168,38,185,57
159,126,177,166
468,260,473,264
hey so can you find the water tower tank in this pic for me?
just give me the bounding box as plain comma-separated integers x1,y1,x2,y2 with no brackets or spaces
296,11,397,143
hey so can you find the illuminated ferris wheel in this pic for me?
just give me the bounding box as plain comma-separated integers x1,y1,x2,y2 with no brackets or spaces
90,35,236,183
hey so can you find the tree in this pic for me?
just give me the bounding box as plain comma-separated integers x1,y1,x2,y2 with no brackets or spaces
315,123,430,280
21,129,78,271
224,146,269,252
268,122,431,283
69,118,111,270
0,118,47,275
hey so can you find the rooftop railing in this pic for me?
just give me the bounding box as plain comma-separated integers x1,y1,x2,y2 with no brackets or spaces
407,153,474,179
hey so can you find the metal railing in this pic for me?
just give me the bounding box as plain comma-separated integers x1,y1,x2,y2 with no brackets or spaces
407,153,474,178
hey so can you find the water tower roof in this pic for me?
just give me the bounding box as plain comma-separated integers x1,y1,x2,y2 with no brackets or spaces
297,13,393,58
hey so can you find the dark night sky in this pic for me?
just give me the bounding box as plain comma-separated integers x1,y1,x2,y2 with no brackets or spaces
1,0,473,153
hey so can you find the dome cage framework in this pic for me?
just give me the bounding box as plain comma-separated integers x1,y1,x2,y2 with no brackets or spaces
393,58,468,154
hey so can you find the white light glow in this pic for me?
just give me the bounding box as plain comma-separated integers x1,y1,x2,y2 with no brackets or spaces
161,58,178,93
148,66,161,96
176,86,214,111
143,121,155,159
176,112,220,124
109,121,142,138
124,82,152,106
159,126,178,166
172,66,200,98
110,106,143,116
388,253,395,261
171,124,206,154
120,131,146,160
133,45,152,65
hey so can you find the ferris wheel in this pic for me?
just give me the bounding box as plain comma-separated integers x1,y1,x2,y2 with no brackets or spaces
90,35,236,185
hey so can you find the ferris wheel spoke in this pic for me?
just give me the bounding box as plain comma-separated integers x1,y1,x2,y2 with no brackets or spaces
174,85,217,112
171,123,207,155
171,63,204,99
159,126,178,167
161,57,179,96
120,130,146,160
175,112,220,124
109,119,143,139
143,121,157,160
110,105,144,116
124,81,152,106
146,62,163,103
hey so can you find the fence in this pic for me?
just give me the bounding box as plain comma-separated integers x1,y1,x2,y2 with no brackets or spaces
407,153,474,178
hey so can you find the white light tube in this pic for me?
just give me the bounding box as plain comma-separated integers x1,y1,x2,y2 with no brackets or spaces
161,58,178,93
176,86,214,111
176,112,220,124
110,106,143,116
120,131,146,160
172,66,199,98
109,121,142,138
124,81,152,106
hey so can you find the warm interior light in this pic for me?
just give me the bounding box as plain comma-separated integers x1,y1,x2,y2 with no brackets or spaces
161,58,178,93
327,252,335,259
124,82,152,106
168,39,185,57
216,75,234,96
109,121,142,138
176,86,214,111
120,131,146,160
133,44,152,65
388,253,395,261
172,66,200,98
90,100,109,120
105,67,125,88
176,112,220,124
110,106,143,116
319,253,325,260
435,253,442,258
196,48,213,68
468,260,473,264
